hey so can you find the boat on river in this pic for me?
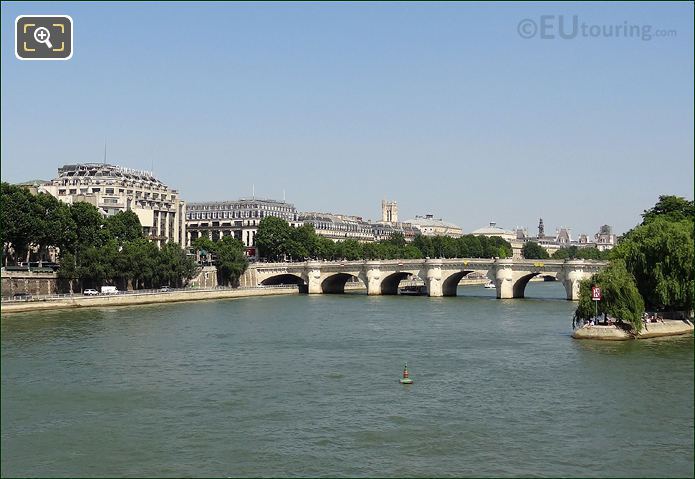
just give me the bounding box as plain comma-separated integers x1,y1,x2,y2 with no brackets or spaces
484,281,495,289
399,285,427,296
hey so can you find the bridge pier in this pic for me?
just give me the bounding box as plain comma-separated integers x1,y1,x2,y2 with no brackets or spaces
306,263,323,294
425,260,443,297
560,260,592,300
365,262,382,296
493,259,515,299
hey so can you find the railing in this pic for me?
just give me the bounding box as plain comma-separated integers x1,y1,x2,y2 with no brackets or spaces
0,284,297,303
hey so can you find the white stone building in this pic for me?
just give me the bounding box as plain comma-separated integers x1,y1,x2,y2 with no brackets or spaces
404,214,463,238
40,163,186,247
186,198,301,253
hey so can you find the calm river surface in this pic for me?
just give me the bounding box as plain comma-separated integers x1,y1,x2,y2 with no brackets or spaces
2,282,693,477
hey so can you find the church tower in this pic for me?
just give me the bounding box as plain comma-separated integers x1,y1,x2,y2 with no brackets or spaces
381,200,398,223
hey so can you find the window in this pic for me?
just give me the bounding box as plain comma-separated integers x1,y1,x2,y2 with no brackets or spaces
105,188,114,194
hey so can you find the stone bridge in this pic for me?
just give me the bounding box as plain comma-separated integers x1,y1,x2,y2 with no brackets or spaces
239,258,607,300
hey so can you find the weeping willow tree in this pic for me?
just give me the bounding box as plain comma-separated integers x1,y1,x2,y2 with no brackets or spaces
574,260,645,333
613,217,694,314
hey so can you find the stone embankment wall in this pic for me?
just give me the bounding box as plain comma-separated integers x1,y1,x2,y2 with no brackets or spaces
1,270,59,298
1,286,298,314
2,266,221,299
188,266,218,289
572,320,694,340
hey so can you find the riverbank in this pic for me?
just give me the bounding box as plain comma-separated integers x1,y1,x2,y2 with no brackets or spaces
572,320,694,340
0,286,299,314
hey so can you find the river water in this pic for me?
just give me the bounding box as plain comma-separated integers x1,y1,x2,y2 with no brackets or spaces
2,282,693,477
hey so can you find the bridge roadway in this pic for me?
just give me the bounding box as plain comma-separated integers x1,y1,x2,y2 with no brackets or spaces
240,258,608,300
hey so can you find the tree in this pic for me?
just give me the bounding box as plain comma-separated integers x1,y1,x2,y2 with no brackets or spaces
70,201,105,254
457,235,483,258
641,195,694,225
361,241,383,260
292,224,319,258
192,236,217,265
214,236,248,286
255,216,293,261
574,261,645,332
57,251,78,294
613,217,694,313
32,192,77,263
1,183,39,265
104,210,143,245
412,234,433,257
158,241,198,288
386,232,406,249
522,241,549,259
314,236,336,260
431,235,458,258
339,239,363,261
402,244,423,259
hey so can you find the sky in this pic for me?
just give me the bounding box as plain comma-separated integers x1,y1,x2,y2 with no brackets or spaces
2,1,693,236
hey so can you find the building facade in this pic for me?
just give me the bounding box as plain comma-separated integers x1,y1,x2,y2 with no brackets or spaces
299,212,375,242
593,224,617,251
516,218,617,255
185,198,300,253
40,163,185,246
405,214,463,238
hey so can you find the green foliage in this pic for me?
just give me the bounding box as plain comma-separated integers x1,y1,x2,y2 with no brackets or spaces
192,236,217,263
522,241,549,259
641,195,694,225
104,210,143,245
574,261,645,332
612,217,694,312
1,183,44,263
214,236,249,286
1,183,195,290
254,216,514,262
70,201,106,254
191,235,248,286
255,216,294,261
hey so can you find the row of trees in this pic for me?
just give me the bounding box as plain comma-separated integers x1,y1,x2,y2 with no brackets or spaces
1,182,197,291
521,241,611,260
253,216,513,262
574,195,694,331
59,239,196,292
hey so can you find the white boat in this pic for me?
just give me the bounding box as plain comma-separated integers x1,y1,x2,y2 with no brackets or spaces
484,281,495,289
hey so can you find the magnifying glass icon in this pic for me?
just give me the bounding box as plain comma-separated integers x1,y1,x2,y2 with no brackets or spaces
33,27,53,49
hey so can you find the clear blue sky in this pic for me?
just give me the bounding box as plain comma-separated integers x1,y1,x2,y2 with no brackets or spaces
2,1,693,236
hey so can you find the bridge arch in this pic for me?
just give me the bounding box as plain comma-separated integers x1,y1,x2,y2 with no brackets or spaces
260,273,308,293
321,273,365,294
512,272,558,298
441,270,476,296
380,271,424,295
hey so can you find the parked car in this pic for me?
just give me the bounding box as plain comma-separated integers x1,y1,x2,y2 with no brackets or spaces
83,289,99,296
100,286,119,295
12,292,32,300
160,286,172,292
